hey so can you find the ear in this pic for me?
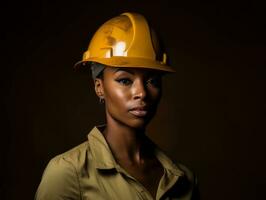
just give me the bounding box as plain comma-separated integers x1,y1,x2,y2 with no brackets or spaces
94,78,104,99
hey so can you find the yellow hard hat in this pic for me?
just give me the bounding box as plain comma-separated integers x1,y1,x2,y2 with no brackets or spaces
74,12,175,73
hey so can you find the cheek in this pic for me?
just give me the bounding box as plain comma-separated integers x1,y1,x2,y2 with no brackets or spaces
149,87,162,102
105,84,130,107
114,88,129,101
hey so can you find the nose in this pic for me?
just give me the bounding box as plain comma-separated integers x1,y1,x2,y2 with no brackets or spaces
132,79,147,100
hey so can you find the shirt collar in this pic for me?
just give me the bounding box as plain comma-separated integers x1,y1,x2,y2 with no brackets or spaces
154,147,184,177
87,125,184,177
88,125,118,170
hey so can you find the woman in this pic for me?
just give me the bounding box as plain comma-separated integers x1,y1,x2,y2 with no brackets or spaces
35,12,198,200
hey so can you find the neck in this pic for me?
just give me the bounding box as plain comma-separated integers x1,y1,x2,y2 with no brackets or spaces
103,114,147,165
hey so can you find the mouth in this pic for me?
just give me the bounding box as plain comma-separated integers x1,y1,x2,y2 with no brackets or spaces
129,106,149,118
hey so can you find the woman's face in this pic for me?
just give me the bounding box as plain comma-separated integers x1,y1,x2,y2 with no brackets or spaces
95,67,162,130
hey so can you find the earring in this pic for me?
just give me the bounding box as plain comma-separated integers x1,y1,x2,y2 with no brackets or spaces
99,97,105,104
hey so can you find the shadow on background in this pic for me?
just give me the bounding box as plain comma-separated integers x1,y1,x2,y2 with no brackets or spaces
1,0,265,199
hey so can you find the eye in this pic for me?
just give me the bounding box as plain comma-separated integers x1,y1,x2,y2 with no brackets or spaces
116,78,132,86
146,77,162,88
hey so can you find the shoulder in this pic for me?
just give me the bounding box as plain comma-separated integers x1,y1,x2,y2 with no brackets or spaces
35,141,89,200
57,141,89,167
49,141,90,175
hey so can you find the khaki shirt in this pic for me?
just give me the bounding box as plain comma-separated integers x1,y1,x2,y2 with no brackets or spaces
35,126,198,200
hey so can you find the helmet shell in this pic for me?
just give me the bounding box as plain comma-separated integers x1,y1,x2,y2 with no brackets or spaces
74,12,175,73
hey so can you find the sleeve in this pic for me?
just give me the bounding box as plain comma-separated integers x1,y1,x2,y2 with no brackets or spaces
35,156,81,200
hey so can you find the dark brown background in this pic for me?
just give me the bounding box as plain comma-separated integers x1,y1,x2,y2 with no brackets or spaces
1,0,265,199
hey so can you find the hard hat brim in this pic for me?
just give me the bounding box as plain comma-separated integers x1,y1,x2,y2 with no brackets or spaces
74,57,175,73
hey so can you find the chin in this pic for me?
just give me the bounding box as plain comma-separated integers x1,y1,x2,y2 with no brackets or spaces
109,111,155,131
128,117,152,130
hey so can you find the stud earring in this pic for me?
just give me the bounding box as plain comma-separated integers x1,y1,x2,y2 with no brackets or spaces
99,97,105,104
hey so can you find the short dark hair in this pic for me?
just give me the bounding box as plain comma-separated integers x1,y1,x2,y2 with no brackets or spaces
90,62,105,80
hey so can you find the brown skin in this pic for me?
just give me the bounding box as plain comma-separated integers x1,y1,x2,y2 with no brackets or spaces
94,67,164,198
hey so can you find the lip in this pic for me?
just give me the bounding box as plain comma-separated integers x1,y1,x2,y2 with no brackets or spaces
129,110,148,117
129,106,149,117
